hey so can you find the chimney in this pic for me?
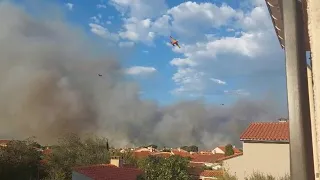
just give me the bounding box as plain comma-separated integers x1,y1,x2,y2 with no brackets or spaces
110,156,123,168
278,118,288,122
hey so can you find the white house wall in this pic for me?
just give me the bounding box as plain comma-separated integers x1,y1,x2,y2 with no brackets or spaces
223,142,290,180
222,155,245,179
212,147,224,154
307,0,320,178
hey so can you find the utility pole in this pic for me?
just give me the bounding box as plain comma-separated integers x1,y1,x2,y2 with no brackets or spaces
281,0,315,180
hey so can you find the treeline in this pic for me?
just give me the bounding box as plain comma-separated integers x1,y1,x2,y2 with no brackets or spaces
141,144,199,153
0,134,192,180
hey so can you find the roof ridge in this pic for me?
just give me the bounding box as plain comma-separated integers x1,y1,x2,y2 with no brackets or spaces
73,164,116,170
250,121,288,124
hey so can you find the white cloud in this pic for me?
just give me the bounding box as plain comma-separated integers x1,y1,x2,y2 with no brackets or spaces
106,21,112,25
110,0,284,97
224,89,250,96
168,2,241,40
117,2,240,45
118,18,154,44
171,68,207,95
168,1,284,96
109,0,167,19
97,4,107,9
118,15,171,44
91,16,100,24
65,3,74,11
210,78,226,85
142,50,149,53
118,41,135,47
89,23,119,41
170,58,197,67
125,66,157,75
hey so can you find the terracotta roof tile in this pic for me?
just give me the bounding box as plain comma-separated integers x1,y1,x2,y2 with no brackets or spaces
233,148,241,154
133,151,151,159
42,148,52,155
217,153,243,162
74,164,143,180
0,140,10,144
240,122,289,141
200,170,223,177
199,151,212,154
171,149,191,157
151,152,172,158
190,154,224,163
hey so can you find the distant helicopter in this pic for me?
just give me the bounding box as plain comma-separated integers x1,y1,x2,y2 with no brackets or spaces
98,74,102,77
170,36,180,48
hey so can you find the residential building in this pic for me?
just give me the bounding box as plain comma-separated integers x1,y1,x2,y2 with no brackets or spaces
0,140,9,147
133,151,151,159
221,120,290,180
264,0,320,179
72,156,142,180
212,145,241,154
190,154,225,168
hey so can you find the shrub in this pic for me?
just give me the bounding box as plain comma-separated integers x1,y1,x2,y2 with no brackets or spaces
218,170,290,180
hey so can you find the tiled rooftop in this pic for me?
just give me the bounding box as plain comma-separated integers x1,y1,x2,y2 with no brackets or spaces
240,122,289,142
217,152,243,162
74,164,142,180
190,154,225,163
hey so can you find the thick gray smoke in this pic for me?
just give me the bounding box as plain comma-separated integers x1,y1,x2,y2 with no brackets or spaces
0,2,285,149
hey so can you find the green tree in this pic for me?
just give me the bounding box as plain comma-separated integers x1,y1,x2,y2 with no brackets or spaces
180,145,198,152
189,145,198,152
138,155,191,180
180,146,190,152
45,134,110,180
148,144,158,149
0,138,44,180
225,144,234,156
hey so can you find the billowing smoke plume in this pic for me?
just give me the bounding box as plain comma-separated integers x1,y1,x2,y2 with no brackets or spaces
0,2,285,149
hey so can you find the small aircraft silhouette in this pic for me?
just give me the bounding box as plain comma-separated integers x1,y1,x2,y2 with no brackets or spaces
170,36,180,48
98,74,102,77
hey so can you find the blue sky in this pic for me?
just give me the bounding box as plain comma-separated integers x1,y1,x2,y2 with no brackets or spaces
14,0,287,107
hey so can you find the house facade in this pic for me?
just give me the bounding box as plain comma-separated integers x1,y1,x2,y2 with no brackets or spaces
222,120,290,180
212,146,241,155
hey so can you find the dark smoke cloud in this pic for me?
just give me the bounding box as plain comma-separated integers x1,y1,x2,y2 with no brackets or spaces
0,1,285,149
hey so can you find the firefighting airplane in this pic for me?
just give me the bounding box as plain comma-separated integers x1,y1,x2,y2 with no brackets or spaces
170,36,180,48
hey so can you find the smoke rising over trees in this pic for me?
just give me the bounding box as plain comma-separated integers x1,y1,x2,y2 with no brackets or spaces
0,1,284,149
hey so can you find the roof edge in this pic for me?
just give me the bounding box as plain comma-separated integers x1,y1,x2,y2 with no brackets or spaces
217,153,243,162
240,139,289,143
265,0,284,49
